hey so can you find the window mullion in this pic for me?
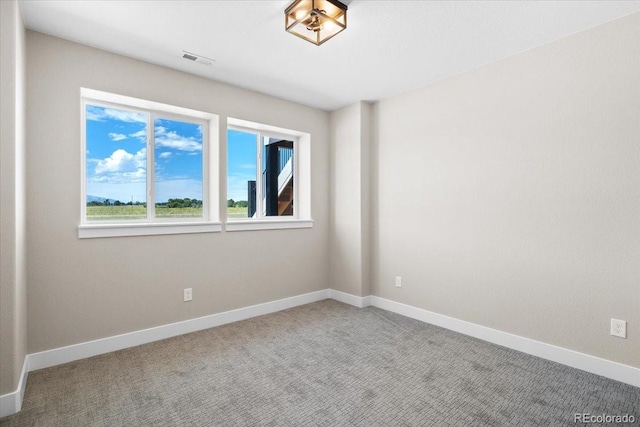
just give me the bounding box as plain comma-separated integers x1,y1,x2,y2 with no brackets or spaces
256,132,263,219
147,113,155,220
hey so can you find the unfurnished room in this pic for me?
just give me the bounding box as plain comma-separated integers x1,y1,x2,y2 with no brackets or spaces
1,1,639,425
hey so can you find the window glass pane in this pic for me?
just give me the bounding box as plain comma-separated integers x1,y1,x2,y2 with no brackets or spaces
227,129,257,219
85,104,147,221
263,137,294,217
154,118,203,218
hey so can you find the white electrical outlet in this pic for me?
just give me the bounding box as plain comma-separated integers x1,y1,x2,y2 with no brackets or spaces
610,318,626,338
395,276,402,288
184,288,193,302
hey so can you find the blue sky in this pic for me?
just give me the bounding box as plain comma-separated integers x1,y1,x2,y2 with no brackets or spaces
86,105,203,203
227,129,257,202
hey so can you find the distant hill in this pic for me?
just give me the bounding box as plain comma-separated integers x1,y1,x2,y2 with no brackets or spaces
87,195,107,203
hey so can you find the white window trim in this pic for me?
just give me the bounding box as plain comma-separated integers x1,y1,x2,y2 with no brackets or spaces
225,219,314,232
79,88,220,238
226,118,312,230
79,222,222,239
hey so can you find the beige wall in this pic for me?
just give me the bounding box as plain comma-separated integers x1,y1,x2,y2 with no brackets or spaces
329,102,371,297
0,0,28,396
372,13,640,367
25,32,330,354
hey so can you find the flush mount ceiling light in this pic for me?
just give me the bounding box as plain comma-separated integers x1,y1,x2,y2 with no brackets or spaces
285,0,348,46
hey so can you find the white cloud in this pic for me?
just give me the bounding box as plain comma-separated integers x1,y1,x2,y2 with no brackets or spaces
129,130,146,142
85,108,106,122
86,105,146,123
158,152,172,159
108,132,127,141
95,149,138,174
155,126,202,152
92,148,146,183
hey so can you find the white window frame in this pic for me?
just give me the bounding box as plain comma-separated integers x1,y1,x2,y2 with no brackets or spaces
226,118,313,232
79,88,221,238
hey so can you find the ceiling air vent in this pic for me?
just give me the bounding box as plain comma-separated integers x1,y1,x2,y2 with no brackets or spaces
181,50,215,66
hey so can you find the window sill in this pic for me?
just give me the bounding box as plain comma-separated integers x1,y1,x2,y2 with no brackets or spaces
225,219,313,232
78,221,222,239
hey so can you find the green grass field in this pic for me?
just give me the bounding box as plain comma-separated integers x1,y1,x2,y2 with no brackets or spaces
86,206,250,220
87,206,202,220
227,206,249,219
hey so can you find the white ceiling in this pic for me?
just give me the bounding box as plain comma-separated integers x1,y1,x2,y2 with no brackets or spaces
19,0,640,111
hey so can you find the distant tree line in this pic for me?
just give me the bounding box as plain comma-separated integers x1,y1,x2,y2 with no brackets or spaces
157,198,203,208
87,199,145,207
227,199,248,208
87,198,203,208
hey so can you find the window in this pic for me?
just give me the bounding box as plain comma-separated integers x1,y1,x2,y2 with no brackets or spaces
226,118,312,231
80,88,220,238
227,129,294,218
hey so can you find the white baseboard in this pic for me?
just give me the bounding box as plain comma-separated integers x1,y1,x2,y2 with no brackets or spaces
29,289,330,372
0,356,28,418
369,296,640,388
328,289,371,308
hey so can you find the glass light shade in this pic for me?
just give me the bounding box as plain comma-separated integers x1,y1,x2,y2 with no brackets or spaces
285,0,347,46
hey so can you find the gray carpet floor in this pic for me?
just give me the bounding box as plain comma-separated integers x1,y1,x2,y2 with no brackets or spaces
1,300,638,426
